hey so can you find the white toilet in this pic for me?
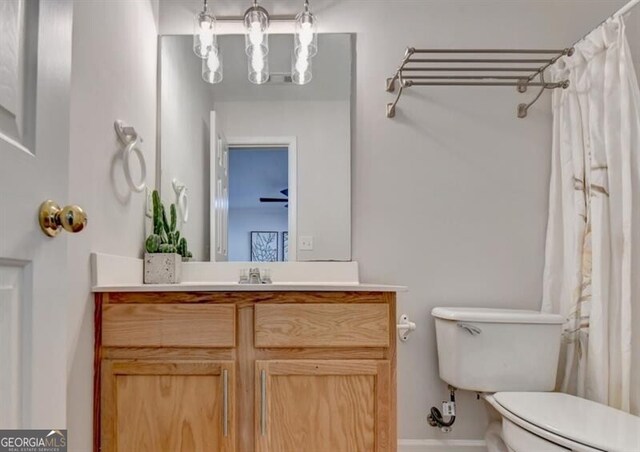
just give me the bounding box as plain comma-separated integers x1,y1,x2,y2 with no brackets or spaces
431,307,640,452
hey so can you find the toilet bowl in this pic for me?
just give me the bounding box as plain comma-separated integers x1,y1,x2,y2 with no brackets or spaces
431,307,640,452
485,391,640,451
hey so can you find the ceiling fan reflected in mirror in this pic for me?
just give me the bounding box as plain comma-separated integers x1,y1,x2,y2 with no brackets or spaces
260,188,288,207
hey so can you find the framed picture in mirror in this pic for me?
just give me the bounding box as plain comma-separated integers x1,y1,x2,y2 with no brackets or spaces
251,231,278,262
282,232,289,261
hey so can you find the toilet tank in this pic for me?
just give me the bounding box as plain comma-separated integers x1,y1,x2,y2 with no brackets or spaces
431,307,565,392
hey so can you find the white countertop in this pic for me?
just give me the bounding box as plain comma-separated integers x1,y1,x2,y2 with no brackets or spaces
90,253,407,293
92,282,406,292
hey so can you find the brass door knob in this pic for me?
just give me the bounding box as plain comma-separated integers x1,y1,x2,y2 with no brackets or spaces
39,200,88,237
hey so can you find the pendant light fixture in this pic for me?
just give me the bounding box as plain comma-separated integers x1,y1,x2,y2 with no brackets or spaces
292,0,317,85
193,0,216,58
244,0,270,84
192,0,319,86
292,53,312,85
202,49,223,84
194,0,223,83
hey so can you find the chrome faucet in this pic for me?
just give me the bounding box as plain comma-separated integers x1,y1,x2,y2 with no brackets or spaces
239,268,272,284
248,268,262,284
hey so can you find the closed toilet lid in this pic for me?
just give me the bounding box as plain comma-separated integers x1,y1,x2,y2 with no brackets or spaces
494,392,640,452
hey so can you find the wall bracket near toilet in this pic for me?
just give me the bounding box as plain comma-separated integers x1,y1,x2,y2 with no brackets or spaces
396,313,416,342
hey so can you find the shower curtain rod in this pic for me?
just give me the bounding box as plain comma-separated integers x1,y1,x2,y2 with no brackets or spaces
617,0,640,17
573,0,640,46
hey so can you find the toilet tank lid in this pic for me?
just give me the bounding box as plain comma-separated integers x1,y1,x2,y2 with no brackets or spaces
431,307,565,324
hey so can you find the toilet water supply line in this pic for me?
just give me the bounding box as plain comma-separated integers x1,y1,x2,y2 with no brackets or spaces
395,314,458,431
428,386,457,432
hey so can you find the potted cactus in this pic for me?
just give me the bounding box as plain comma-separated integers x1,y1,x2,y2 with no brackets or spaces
144,190,192,284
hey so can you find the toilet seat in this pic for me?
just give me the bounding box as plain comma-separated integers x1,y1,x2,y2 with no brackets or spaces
484,394,600,451
491,392,640,452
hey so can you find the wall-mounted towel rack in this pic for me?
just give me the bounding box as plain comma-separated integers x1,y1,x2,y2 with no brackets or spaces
385,47,573,119
114,120,147,192
172,178,189,223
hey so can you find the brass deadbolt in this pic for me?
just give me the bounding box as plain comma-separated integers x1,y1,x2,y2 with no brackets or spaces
39,200,88,237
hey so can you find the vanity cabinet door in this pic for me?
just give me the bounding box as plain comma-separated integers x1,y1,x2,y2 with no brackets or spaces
100,360,235,452
255,360,391,452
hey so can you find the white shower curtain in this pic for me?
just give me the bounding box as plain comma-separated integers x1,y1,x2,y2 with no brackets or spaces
542,15,640,412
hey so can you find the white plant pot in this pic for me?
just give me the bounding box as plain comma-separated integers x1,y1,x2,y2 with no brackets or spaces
144,253,182,284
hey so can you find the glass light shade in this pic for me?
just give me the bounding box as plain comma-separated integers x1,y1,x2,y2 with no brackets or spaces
244,5,269,55
202,48,223,84
248,50,269,84
193,11,217,58
292,53,312,85
294,10,317,58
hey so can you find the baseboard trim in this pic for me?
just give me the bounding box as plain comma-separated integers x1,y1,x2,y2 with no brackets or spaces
399,439,487,452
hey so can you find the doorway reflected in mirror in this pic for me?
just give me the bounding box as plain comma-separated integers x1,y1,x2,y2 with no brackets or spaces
230,148,288,261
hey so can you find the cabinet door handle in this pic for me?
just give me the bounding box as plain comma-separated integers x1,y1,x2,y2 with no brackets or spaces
223,369,229,437
260,369,267,436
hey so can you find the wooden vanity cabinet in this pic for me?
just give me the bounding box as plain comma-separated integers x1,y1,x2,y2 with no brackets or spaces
101,360,235,452
255,360,391,452
94,291,396,452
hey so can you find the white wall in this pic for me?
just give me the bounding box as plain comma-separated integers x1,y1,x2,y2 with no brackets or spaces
158,0,630,445
216,99,351,261
159,35,212,260
67,1,158,450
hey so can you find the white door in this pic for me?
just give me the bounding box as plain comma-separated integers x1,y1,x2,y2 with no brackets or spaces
0,0,74,429
210,111,229,262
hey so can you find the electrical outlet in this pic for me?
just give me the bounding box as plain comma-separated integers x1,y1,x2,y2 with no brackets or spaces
299,235,314,251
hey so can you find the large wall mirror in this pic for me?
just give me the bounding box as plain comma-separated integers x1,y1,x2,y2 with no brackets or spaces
158,33,353,262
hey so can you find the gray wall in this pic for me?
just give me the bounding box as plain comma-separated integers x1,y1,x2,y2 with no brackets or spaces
160,35,212,261
64,1,640,451
67,0,159,450
159,0,631,444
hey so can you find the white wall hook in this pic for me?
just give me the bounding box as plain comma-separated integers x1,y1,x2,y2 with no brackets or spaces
172,178,189,223
397,314,416,342
114,120,147,193
114,120,142,144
